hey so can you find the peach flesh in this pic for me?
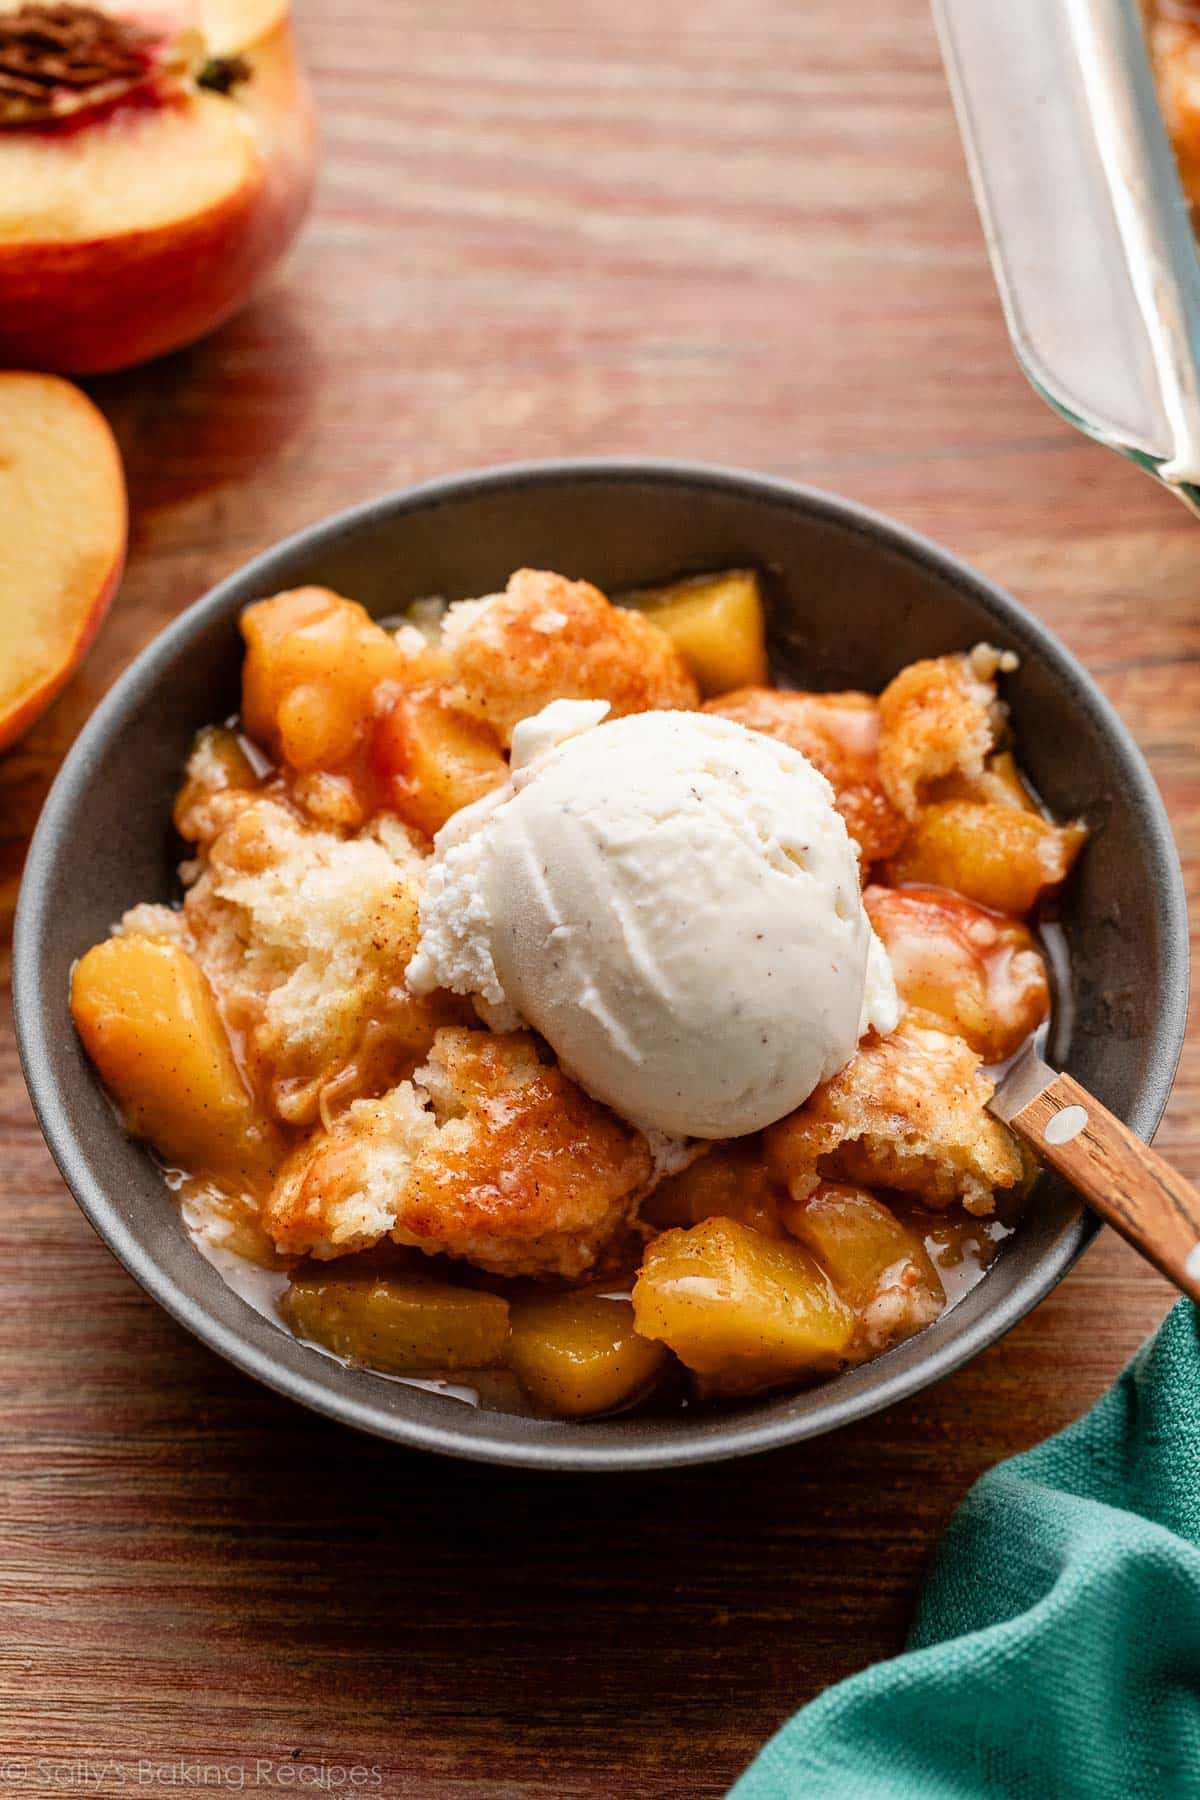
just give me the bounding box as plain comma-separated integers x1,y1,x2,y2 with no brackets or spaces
0,2,316,372
0,371,127,750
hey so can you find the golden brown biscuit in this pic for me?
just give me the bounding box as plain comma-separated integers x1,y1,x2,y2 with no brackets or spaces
264,1029,654,1276
181,798,465,1126
765,1016,1027,1216
443,568,699,746
878,645,1011,818
704,686,906,865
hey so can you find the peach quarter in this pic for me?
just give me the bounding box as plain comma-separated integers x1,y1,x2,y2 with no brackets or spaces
0,372,127,750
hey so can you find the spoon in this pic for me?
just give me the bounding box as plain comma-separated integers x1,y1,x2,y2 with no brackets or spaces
989,1046,1200,1302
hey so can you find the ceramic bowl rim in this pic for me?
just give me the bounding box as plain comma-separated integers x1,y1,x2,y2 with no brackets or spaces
13,457,1190,1470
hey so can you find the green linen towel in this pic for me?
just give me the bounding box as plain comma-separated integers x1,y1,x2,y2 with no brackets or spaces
731,1299,1200,1800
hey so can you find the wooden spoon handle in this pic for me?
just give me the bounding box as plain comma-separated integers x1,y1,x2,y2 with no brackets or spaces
1007,1070,1200,1303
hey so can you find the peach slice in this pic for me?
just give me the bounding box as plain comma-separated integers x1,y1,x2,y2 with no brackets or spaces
0,372,126,751
0,1,316,373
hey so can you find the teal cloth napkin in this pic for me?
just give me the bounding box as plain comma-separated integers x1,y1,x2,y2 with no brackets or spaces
731,1299,1200,1800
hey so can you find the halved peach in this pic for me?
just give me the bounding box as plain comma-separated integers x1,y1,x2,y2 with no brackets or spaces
0,0,317,373
0,372,126,751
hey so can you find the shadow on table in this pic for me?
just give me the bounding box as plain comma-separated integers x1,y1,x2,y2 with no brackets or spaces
85,281,321,523
0,284,323,954
7,1171,1145,1798
158,1330,1035,1796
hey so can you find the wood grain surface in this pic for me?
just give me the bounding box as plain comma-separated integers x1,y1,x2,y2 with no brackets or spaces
1,0,1198,1794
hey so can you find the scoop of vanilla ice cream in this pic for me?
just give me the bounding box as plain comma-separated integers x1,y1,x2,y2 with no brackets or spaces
407,701,898,1138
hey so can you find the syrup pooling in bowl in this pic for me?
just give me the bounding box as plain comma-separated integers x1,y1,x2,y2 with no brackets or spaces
180,1183,1021,1418
69,573,1086,1419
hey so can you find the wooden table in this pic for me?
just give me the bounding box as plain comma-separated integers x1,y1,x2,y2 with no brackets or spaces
2,0,1197,1793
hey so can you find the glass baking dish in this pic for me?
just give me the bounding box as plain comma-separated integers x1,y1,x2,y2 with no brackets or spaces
933,0,1200,514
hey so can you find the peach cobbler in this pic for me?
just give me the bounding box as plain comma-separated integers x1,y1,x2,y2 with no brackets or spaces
71,567,1084,1418
1147,2,1200,212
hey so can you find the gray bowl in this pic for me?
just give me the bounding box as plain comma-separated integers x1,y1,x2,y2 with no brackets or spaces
13,460,1189,1470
